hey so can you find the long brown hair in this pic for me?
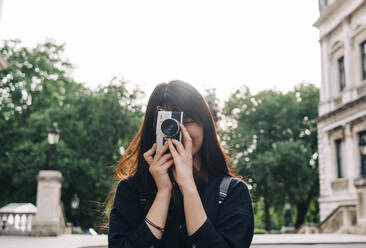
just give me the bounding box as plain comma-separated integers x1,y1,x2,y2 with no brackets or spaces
104,80,241,228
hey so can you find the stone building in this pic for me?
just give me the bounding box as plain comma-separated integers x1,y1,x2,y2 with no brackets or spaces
314,0,366,234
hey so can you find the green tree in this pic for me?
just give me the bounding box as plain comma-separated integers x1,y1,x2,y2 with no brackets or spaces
222,83,319,232
0,39,78,204
0,40,144,231
204,88,220,123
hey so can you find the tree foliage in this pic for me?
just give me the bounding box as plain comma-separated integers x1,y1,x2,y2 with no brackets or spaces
0,40,143,230
222,84,319,231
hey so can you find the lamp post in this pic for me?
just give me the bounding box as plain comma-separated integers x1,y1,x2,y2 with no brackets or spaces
283,198,292,227
281,196,295,233
46,122,60,170
71,193,80,227
33,122,63,235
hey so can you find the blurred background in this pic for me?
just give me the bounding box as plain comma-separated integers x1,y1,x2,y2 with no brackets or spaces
0,0,321,235
1,0,361,240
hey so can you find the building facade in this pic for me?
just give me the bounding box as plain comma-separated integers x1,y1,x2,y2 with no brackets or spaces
314,0,366,233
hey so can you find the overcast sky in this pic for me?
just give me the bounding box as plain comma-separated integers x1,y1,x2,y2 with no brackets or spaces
0,0,321,101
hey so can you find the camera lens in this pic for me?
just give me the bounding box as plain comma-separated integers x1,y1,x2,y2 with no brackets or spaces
161,119,180,137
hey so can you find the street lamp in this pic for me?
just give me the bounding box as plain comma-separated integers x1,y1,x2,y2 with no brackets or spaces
71,193,80,210
45,122,60,170
281,196,295,233
71,193,80,227
48,122,60,145
283,197,292,227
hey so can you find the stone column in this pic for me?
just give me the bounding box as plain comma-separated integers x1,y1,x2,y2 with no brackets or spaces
342,18,355,103
320,35,330,101
32,170,64,236
354,176,366,232
344,124,354,187
343,18,353,90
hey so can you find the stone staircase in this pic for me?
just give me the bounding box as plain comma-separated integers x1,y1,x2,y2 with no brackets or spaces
298,204,366,234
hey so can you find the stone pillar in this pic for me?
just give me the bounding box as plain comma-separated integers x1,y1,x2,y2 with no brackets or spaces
354,176,366,231
343,18,353,90
341,207,352,231
320,35,330,102
344,124,354,187
32,170,64,236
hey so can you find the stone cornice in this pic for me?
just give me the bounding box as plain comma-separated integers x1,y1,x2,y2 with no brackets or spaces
313,0,365,41
36,170,63,183
316,94,366,123
313,0,345,28
350,23,366,40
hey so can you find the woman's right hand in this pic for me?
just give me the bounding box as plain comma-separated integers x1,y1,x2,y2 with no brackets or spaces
143,142,174,194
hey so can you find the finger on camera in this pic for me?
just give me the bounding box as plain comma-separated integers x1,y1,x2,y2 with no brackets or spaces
170,138,184,154
167,139,178,156
154,142,169,161
181,125,192,148
181,124,192,139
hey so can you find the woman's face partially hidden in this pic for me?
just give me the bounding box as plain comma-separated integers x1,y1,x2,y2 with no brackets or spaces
182,118,203,157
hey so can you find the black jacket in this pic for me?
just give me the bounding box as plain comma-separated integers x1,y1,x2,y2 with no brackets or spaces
108,174,254,248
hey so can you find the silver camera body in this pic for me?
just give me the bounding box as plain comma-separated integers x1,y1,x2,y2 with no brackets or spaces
156,110,184,152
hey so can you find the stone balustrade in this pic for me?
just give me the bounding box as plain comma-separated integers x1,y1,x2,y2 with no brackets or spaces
0,203,37,236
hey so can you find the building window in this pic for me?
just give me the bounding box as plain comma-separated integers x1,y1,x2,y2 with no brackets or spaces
335,139,343,178
361,41,366,80
338,57,346,92
359,131,366,175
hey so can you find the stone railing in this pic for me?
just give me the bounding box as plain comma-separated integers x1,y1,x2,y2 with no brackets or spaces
0,203,37,236
319,204,357,233
0,212,36,235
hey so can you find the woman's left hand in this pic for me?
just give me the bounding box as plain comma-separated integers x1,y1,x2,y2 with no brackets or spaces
167,124,195,190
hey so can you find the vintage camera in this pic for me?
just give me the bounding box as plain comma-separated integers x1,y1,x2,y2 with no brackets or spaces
156,110,184,152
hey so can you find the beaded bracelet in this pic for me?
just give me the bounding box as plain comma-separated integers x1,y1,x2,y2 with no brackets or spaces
145,217,165,232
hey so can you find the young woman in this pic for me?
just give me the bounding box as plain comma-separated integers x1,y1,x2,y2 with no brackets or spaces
108,80,254,248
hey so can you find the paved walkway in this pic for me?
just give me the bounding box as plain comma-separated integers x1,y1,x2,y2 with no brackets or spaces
252,245,366,248
0,234,108,248
253,234,366,245
1,233,366,248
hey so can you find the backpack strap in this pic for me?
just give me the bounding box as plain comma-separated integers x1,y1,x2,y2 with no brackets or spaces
139,198,147,216
219,176,233,204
